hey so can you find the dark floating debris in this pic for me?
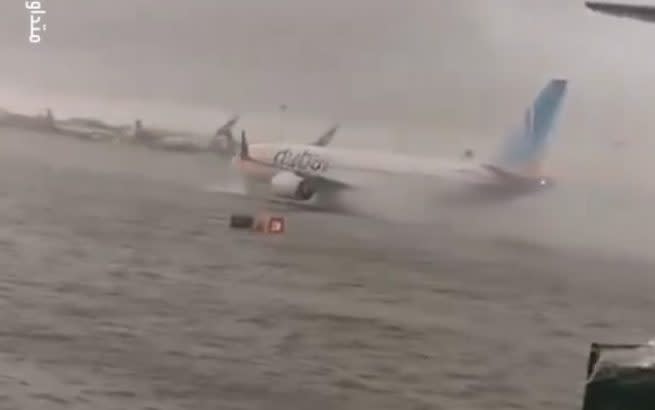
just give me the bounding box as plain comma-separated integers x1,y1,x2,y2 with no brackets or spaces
229,212,285,234
229,214,255,229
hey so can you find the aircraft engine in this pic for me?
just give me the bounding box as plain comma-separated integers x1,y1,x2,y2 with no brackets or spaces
270,171,315,201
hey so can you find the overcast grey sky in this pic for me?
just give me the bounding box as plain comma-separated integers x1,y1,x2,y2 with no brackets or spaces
2,0,655,137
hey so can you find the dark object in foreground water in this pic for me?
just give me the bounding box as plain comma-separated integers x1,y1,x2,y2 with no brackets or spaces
228,213,286,234
583,341,655,409
229,214,254,229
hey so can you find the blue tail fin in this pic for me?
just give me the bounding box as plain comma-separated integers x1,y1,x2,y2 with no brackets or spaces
494,79,568,175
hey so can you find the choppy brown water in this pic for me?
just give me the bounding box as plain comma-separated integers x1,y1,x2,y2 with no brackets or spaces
4,1,655,407
0,127,653,410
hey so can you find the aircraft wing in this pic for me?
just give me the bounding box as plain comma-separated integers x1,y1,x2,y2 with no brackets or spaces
312,125,339,146
585,1,655,23
285,168,357,193
288,163,466,196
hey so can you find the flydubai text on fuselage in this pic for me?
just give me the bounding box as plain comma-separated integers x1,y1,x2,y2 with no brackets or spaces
231,79,568,210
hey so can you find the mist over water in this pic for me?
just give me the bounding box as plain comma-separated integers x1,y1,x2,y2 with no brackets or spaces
3,0,655,260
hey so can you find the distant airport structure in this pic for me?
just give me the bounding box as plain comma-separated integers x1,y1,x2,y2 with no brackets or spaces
585,1,655,23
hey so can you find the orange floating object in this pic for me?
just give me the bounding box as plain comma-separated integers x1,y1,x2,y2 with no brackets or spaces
267,216,285,233
253,212,286,234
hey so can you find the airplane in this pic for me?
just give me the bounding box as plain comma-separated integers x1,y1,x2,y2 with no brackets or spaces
18,108,130,142
228,79,569,213
208,115,242,157
132,115,338,156
55,115,129,142
130,116,240,153
585,1,655,23
0,107,56,132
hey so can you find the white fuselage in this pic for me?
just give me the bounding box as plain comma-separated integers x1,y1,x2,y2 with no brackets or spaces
233,143,496,186
229,142,553,212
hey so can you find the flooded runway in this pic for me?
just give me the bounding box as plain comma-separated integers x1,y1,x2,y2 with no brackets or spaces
0,127,653,410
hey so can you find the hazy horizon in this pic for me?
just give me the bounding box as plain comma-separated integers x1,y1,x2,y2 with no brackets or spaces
3,2,655,184
2,1,655,128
